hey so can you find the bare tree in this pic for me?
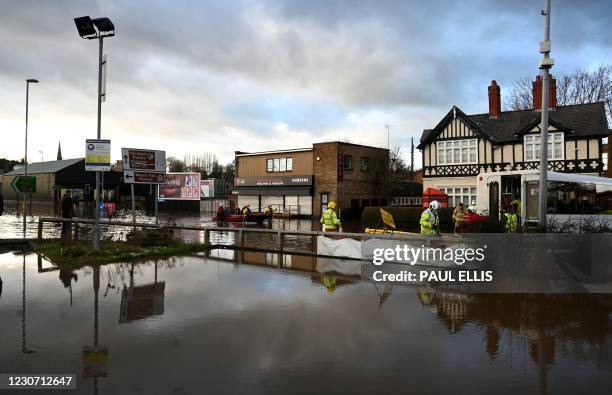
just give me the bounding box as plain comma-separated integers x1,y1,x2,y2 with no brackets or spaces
506,64,612,122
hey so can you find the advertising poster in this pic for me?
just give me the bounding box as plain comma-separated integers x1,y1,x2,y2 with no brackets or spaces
200,179,215,198
158,172,201,200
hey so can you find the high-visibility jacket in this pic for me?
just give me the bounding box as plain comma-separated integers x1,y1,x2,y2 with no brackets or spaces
420,208,439,235
504,213,519,233
320,208,341,230
242,207,251,218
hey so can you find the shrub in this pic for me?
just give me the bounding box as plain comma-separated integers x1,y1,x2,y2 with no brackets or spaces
126,227,177,247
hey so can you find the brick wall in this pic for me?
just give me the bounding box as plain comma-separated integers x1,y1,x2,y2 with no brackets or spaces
313,142,389,216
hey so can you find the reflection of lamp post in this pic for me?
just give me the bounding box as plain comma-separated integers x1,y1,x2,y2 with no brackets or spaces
74,16,115,251
23,79,39,238
38,150,43,203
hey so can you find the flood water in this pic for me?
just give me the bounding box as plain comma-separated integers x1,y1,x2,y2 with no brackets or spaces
1,250,612,394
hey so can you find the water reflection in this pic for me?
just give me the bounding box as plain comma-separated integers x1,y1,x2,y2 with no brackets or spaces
1,251,611,394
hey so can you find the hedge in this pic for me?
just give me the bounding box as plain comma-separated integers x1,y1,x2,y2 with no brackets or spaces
361,206,505,233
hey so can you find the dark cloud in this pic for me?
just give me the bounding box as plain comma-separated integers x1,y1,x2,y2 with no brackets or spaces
0,0,610,162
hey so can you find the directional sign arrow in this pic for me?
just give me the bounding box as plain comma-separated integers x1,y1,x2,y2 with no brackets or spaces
11,176,37,193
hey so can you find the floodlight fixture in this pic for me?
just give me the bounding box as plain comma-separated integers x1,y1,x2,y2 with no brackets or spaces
74,16,115,39
26,79,39,84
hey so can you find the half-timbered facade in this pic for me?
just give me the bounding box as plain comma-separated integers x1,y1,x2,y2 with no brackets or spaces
418,78,610,206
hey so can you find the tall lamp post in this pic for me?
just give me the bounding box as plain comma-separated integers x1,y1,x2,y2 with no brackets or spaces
74,16,115,251
538,0,554,229
23,78,39,238
38,150,44,203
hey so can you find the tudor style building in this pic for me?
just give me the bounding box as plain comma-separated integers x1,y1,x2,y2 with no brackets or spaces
417,77,610,206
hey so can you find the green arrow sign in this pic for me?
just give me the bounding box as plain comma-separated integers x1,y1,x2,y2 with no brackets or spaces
11,176,37,193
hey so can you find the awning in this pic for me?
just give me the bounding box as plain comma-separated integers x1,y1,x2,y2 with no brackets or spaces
233,186,312,196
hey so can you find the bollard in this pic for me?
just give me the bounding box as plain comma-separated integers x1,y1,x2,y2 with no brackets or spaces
239,229,245,248
277,231,284,252
37,219,43,241
204,229,210,246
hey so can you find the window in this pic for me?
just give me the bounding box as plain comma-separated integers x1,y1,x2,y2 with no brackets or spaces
441,186,477,207
343,155,353,170
266,156,294,172
524,133,564,161
436,139,477,165
360,157,369,172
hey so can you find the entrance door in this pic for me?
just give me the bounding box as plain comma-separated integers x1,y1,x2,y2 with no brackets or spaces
525,181,539,222
489,181,499,219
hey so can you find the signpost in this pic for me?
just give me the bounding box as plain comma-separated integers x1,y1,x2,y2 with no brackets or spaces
11,176,37,193
123,171,166,184
121,148,165,172
121,148,166,225
85,139,111,171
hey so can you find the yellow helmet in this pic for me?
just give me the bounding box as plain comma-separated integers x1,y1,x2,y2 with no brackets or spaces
328,201,337,210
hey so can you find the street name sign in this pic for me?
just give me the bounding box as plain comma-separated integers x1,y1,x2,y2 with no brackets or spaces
11,176,36,193
121,148,166,172
123,170,166,184
85,139,111,171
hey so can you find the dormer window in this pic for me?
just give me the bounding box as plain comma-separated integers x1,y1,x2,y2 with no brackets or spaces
524,133,564,161
437,139,477,165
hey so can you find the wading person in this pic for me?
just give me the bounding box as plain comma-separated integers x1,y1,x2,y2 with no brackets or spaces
420,200,440,236
452,202,467,234
215,204,225,221
321,201,342,232
501,203,520,233
242,205,251,221
60,191,74,238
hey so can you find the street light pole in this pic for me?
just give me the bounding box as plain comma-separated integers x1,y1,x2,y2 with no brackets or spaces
538,0,554,229
74,16,115,251
38,151,43,203
92,37,104,251
23,79,39,238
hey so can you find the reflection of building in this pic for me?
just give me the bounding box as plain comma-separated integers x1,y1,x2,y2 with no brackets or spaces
418,78,609,207
234,142,389,217
119,282,165,323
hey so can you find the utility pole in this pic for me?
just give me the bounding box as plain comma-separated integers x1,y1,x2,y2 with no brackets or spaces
385,123,390,150
538,0,554,229
410,137,415,181
23,79,39,238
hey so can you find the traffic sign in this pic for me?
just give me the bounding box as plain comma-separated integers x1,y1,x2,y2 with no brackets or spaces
85,139,111,171
123,170,166,184
11,176,37,193
121,148,166,172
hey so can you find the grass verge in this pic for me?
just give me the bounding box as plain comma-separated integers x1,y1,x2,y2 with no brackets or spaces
34,239,209,267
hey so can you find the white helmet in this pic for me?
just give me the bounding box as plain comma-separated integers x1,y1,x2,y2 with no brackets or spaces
467,205,476,213
429,200,440,210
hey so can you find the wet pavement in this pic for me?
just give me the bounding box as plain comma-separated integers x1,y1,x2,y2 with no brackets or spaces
1,251,612,394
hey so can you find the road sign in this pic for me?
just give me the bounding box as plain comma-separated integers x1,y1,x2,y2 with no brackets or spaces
123,170,166,184
121,148,166,172
85,139,111,171
11,176,36,193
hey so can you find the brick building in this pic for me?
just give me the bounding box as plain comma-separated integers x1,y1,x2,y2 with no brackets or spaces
234,142,389,217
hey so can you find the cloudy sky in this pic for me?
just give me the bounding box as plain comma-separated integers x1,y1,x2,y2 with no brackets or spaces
1,0,610,165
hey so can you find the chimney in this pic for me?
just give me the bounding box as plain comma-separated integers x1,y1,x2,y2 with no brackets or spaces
533,74,556,110
488,80,501,118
